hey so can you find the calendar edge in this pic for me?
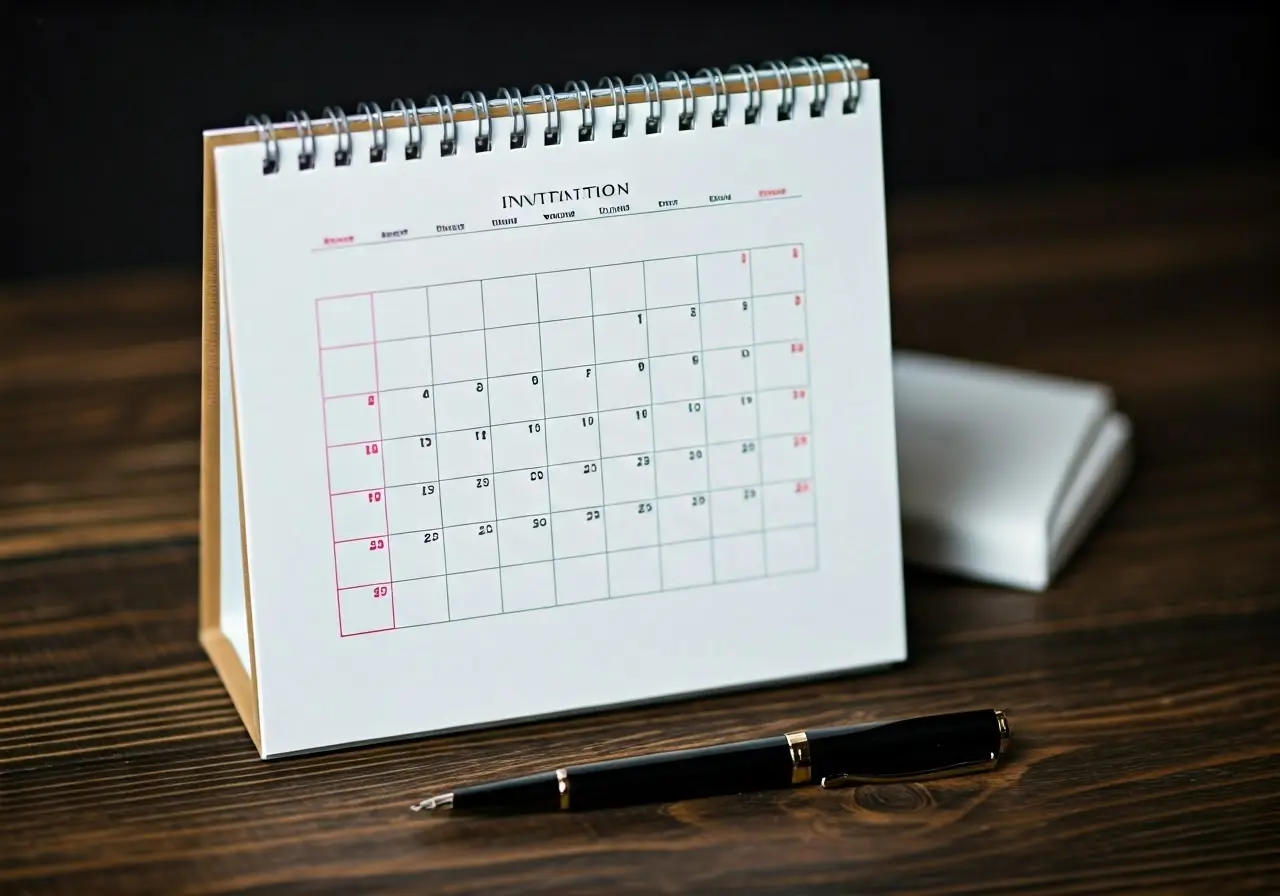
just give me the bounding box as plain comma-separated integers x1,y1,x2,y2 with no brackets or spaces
200,132,264,755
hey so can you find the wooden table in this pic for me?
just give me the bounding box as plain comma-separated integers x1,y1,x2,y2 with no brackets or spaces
2,166,1277,894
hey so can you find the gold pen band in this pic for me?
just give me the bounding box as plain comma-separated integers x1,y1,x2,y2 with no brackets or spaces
785,730,811,784
555,767,571,810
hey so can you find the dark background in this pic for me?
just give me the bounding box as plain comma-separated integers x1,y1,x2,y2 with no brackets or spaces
7,4,1275,282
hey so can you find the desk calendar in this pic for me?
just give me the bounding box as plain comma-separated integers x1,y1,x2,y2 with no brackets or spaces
201,59,907,757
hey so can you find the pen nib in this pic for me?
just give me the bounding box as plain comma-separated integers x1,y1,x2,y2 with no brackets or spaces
410,793,454,812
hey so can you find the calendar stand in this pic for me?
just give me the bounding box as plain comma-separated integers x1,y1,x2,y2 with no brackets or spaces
199,60,903,759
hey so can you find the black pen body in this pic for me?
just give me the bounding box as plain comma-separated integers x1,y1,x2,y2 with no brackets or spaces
450,736,793,813
444,709,1007,813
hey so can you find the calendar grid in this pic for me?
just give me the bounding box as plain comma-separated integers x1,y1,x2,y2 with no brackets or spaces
316,245,816,637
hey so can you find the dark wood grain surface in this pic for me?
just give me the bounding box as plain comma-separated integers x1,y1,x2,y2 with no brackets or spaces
1,166,1277,894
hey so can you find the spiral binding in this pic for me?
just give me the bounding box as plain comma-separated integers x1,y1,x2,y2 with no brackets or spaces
244,55,865,175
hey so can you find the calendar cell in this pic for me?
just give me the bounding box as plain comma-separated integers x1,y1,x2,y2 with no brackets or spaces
330,489,389,542
648,352,704,404
593,310,649,364
328,442,386,494
539,317,597,370
606,500,659,551
378,386,435,440
443,523,499,574
590,262,646,315
608,547,661,597
758,387,811,436
698,250,752,301
481,275,539,327
660,539,714,590
646,305,702,357
714,533,766,582
595,360,651,411
390,529,446,580
325,394,380,445
765,526,817,575
336,536,391,588
447,569,503,619
554,554,609,604
545,412,601,465
498,514,554,566
711,486,763,536
652,399,706,451
374,337,433,392
428,280,484,334
549,460,604,512
431,330,489,383
392,576,449,627
657,492,711,543
601,453,657,504
536,268,592,320
705,393,759,443
491,465,547,514
707,440,761,490
491,420,548,473
485,323,542,377
321,344,377,397
501,561,557,612
655,447,709,497
487,373,544,425
436,428,494,480
753,291,808,343
317,295,373,348
552,507,606,558
702,347,756,396
338,584,394,635
373,288,430,340
643,256,699,309
761,433,813,481
753,339,809,391
432,380,491,432
599,407,654,457
495,468,550,518
700,297,754,350
763,480,816,528
385,482,442,534
439,474,496,527
750,245,805,296
381,434,436,488
541,365,598,417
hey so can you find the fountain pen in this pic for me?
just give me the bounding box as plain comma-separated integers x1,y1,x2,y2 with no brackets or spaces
410,708,1009,814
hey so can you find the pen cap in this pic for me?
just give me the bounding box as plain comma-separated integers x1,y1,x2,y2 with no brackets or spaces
806,709,1007,782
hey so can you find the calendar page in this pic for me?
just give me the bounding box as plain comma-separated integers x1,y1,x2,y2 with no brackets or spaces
214,82,904,756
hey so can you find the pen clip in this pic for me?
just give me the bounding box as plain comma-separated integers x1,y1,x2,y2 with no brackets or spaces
819,752,1000,789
